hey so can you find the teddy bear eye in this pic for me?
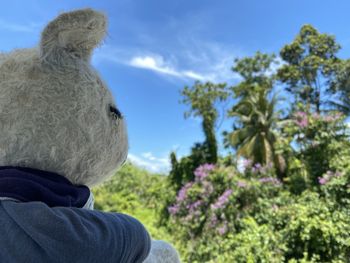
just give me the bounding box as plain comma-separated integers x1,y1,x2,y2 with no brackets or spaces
109,105,122,119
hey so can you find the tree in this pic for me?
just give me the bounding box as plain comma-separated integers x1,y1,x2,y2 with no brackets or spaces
167,82,228,199
225,89,286,177
277,24,341,113
327,59,350,114
225,52,286,177
231,51,277,98
181,81,229,164
168,143,211,190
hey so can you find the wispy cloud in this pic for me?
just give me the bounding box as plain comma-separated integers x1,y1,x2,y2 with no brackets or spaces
172,37,244,83
93,48,207,81
92,4,248,84
93,40,243,84
0,20,40,33
128,55,206,80
130,56,178,76
128,152,170,173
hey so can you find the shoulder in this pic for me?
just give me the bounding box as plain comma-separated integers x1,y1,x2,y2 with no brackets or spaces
1,201,151,263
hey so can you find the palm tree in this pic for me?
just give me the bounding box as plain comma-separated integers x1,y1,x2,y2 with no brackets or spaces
225,89,286,177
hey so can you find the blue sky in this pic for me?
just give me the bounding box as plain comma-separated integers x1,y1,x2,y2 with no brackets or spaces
1,0,350,173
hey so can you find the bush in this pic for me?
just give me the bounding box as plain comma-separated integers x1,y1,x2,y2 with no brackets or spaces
167,162,350,262
274,191,350,262
91,139,350,262
92,163,174,241
168,163,288,261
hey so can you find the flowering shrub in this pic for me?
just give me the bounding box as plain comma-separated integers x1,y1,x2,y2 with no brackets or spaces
168,163,287,261
168,164,235,238
242,159,275,176
272,191,350,262
294,111,308,128
318,170,342,185
318,169,350,207
167,160,350,262
283,110,350,185
193,217,286,263
291,111,345,147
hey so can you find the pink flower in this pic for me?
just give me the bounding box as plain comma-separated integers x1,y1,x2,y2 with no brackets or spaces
252,163,262,173
202,181,214,196
168,204,180,215
323,115,333,122
194,163,215,181
237,181,247,188
335,171,342,177
297,118,308,128
258,177,282,186
272,204,279,212
322,113,342,123
312,113,320,120
217,221,228,235
318,177,327,185
294,111,308,128
318,170,342,185
242,159,253,169
176,182,193,202
186,200,202,212
209,215,218,228
218,226,227,235
211,189,233,210
295,111,307,118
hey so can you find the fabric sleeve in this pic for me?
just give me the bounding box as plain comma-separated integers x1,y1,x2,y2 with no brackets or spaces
1,201,151,263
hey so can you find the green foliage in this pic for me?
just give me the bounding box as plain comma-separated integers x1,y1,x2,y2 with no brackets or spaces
328,58,350,114
92,163,174,241
225,89,284,166
167,164,350,262
168,81,230,207
167,164,286,261
190,217,286,263
274,191,350,262
225,53,286,176
169,143,214,189
277,24,341,112
94,24,350,263
216,217,285,263
283,110,349,183
182,81,229,164
231,52,277,98
319,169,350,207
168,165,235,239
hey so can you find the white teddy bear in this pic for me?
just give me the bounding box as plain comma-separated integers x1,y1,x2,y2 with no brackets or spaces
0,8,179,263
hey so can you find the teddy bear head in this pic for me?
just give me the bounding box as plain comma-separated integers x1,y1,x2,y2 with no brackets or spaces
0,9,128,186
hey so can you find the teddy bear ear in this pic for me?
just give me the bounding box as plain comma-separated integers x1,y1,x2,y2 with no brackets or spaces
40,9,107,63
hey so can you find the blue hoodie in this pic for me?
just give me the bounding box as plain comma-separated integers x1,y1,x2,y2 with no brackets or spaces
0,167,151,263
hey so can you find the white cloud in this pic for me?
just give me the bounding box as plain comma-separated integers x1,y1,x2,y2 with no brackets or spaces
177,40,243,83
0,20,40,33
129,55,181,77
128,55,206,80
128,152,170,174
182,70,205,81
93,41,243,83
94,48,205,80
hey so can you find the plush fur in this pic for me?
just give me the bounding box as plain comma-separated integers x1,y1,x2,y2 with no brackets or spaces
0,8,180,263
0,9,127,186
144,241,180,263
